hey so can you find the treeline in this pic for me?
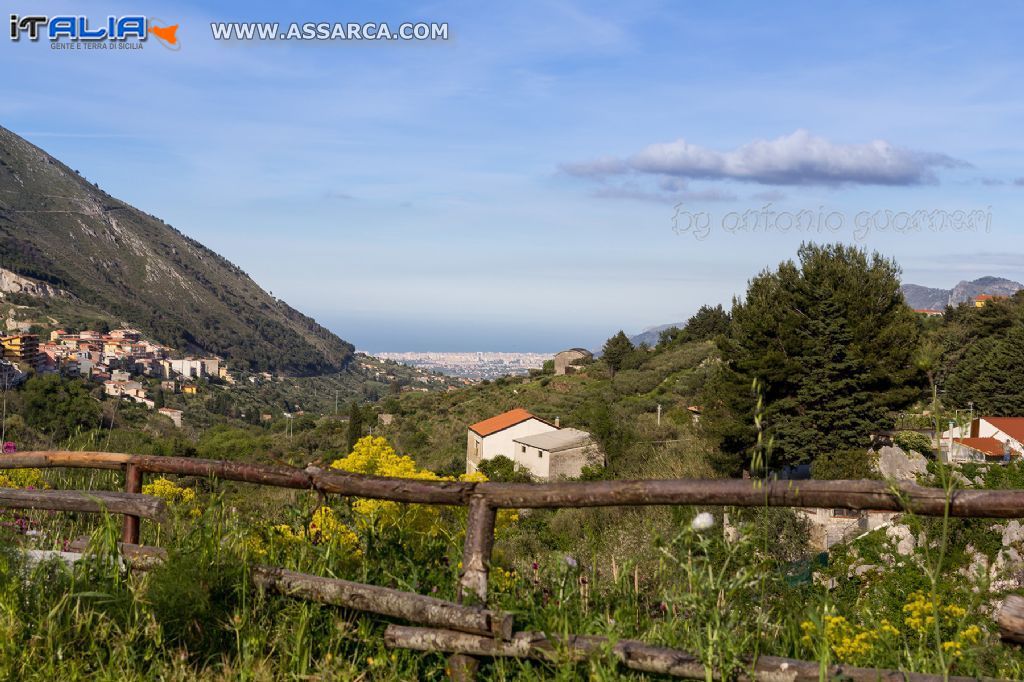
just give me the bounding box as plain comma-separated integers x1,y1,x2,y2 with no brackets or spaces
627,242,1024,479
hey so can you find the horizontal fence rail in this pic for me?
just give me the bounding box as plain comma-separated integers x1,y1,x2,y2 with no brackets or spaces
4,450,1024,517
384,625,999,682
0,488,166,521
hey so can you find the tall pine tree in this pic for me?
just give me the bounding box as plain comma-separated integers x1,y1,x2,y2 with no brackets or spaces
702,243,921,473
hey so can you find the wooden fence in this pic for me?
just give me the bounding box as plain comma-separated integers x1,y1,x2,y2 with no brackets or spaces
2,450,1024,681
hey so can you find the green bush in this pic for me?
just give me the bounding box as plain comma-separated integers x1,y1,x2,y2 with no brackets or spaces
894,430,934,455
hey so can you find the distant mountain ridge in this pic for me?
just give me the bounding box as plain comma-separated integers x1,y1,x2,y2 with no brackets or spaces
900,276,1023,310
0,125,353,375
629,322,683,347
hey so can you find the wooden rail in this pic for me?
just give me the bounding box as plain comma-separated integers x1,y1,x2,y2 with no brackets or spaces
3,449,1021,680
5,450,1024,516
0,487,165,521
384,625,998,682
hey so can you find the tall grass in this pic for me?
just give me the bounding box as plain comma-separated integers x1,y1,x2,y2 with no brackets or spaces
1,462,1023,680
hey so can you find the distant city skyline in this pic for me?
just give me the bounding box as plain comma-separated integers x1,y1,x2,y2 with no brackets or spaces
5,1,1023,351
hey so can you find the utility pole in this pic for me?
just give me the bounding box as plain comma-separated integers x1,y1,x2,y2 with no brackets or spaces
335,389,339,415
656,404,662,427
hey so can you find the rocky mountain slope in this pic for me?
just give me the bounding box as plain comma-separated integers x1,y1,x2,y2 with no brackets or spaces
900,276,1023,310
0,126,353,375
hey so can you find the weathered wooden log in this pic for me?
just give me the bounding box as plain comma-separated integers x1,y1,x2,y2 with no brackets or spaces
10,451,1024,518
384,626,996,682
67,536,168,569
251,566,512,639
476,478,1024,517
997,594,1024,644
0,488,166,521
122,463,143,544
4,452,475,505
0,451,131,470
459,495,496,605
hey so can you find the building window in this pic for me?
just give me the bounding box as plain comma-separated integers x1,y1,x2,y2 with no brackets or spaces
832,509,860,518
521,445,526,453
537,450,543,458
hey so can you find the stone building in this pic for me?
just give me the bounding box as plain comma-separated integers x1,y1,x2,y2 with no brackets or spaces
511,428,603,480
466,408,557,474
553,348,593,375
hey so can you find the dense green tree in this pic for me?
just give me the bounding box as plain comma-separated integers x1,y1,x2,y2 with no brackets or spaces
153,388,166,410
346,400,364,453
659,304,732,348
945,324,1024,415
21,374,101,441
702,243,921,473
601,331,634,377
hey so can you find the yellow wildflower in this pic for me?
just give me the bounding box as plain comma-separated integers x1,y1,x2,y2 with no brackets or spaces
944,604,967,619
879,619,900,637
0,468,45,489
142,477,196,505
960,624,982,644
330,436,517,536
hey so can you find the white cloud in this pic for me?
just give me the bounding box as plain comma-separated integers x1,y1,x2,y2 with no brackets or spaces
564,130,968,186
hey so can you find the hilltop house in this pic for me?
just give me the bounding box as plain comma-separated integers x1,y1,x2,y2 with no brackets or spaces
945,417,1024,463
974,294,1006,307
554,348,593,375
466,408,557,474
158,407,183,428
511,428,603,480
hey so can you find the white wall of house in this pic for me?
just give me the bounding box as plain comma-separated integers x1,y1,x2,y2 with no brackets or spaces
513,443,551,479
466,418,558,473
511,441,603,480
978,419,1024,453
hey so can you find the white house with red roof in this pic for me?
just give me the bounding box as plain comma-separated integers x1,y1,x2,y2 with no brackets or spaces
466,408,558,474
947,417,1024,463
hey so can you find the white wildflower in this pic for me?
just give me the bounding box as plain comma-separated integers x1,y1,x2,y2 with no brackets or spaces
691,512,715,532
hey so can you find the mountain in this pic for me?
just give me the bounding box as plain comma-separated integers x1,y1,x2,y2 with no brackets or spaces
900,276,1023,310
900,284,950,310
0,126,353,376
628,322,683,347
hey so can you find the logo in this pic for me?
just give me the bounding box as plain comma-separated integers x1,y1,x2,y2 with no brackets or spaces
148,22,179,49
9,14,180,50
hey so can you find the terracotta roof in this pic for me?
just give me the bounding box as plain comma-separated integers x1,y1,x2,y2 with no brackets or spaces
469,408,549,437
955,437,1006,457
975,294,997,302
983,417,1024,444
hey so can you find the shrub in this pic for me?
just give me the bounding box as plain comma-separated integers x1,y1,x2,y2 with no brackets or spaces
894,430,934,455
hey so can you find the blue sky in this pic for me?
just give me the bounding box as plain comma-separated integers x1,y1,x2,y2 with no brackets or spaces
3,1,1023,351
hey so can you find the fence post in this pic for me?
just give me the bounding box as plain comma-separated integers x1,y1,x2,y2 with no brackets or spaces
122,463,142,544
450,493,497,681
459,494,496,605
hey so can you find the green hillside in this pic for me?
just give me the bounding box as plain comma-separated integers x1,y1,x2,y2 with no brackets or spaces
376,340,721,477
0,126,353,376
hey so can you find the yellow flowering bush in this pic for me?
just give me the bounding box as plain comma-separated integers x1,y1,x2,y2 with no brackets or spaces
801,615,887,662
802,594,984,665
269,507,361,555
329,436,516,536
0,468,45,489
142,477,196,504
